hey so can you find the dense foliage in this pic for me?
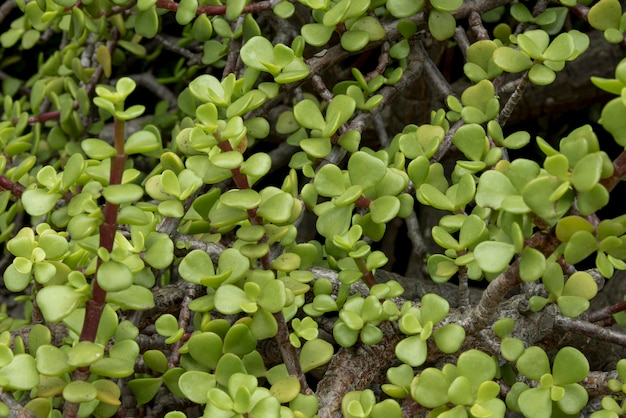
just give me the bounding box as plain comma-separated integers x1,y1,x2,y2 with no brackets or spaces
1,0,626,416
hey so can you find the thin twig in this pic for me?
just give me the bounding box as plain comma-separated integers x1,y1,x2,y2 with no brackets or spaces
496,72,529,127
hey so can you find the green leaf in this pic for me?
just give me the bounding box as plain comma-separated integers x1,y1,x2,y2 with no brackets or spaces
475,170,518,210
428,11,456,41
434,324,465,354
22,189,62,217
453,124,487,161
493,47,533,73
386,0,423,17
473,241,515,274
395,335,427,367
517,346,550,379
341,30,370,52
179,371,216,404
557,295,590,317
176,0,198,25
564,230,598,264
0,354,39,390
293,99,325,131
64,380,98,404
36,345,72,376
519,247,546,282
323,95,356,137
529,64,556,85
519,387,552,418
552,347,589,385
588,0,621,30
411,367,449,408
300,339,333,372
37,285,86,322
97,260,133,292
348,151,386,190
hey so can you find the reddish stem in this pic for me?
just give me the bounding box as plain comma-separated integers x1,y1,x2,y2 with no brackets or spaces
154,0,271,16
355,257,377,288
588,300,626,323
79,120,127,343
0,175,25,197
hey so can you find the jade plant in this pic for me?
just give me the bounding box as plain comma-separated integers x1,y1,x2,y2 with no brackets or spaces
3,0,626,416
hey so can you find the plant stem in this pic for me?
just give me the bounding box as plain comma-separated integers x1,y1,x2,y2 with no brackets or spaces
80,118,126,343
273,311,312,394
355,257,377,288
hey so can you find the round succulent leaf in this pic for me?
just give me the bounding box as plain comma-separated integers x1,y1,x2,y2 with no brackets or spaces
555,216,594,243
155,314,179,338
519,247,546,282
240,35,277,74
428,10,456,41
369,196,400,224
215,284,252,315
492,317,515,339
220,189,261,210
563,271,598,300
298,338,333,373
314,164,346,197
22,189,62,217
557,295,590,317
551,346,589,386
563,230,598,264
222,324,257,358
522,176,573,225
473,241,515,274
179,250,215,284
63,380,98,404
0,354,38,390
458,214,486,249
407,156,430,187
178,371,216,404
341,30,370,52
97,260,133,292
447,376,473,406
501,337,525,361
270,375,300,404
143,350,168,374
324,95,356,137
126,378,162,407
556,383,588,415
301,23,334,47
386,0,423,17
293,99,325,131
36,345,72,376
395,335,427,367
434,324,465,354
411,367,449,408
90,379,121,407
300,137,332,159
475,170,518,210
420,293,450,324
37,285,86,322
493,47,533,73
417,184,455,211
457,349,497,390
427,254,459,283
188,332,223,370
257,191,294,224
430,0,462,12
348,151,386,191
588,0,621,30
453,124,488,161
518,387,552,418
517,346,550,379
542,32,575,61
240,152,272,179
529,64,556,86
529,295,550,312
578,183,610,215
